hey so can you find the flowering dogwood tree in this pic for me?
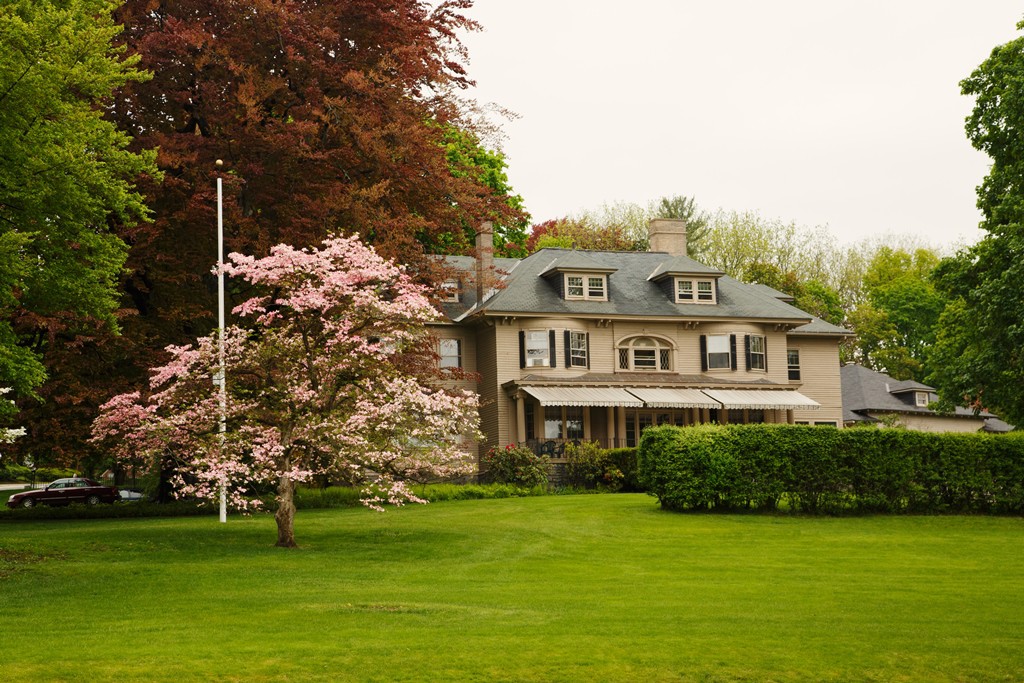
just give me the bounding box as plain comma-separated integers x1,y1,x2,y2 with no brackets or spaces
92,235,480,546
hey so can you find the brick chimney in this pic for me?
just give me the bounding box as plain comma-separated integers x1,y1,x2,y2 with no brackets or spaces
475,221,494,303
648,218,688,257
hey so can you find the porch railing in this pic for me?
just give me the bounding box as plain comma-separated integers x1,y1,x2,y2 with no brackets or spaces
522,437,633,457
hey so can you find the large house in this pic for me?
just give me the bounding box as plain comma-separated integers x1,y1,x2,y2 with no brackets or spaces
840,363,1012,432
435,220,851,458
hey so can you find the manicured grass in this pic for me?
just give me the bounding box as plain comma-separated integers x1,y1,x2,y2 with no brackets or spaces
1,495,1023,682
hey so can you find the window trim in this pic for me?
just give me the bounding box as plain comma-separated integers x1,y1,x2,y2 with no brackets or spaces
521,330,555,369
565,330,589,368
440,278,460,302
746,334,766,371
564,273,608,301
787,349,801,381
701,334,736,371
439,338,462,368
617,336,673,372
675,277,717,304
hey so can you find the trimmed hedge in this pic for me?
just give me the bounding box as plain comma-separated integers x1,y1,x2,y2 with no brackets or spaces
638,424,1024,515
0,465,77,483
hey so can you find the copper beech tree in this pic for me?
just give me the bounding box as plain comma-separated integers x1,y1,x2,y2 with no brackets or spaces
19,0,522,469
92,235,480,547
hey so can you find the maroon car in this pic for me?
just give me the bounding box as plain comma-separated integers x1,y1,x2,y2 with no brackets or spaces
6,478,120,508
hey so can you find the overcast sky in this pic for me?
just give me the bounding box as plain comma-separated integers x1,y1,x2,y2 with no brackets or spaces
459,1,1023,248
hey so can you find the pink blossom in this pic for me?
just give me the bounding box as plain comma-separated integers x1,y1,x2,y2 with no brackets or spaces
92,234,479,546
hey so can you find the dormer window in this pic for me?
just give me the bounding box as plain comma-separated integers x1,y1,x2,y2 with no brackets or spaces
539,255,616,302
915,392,929,407
440,278,460,302
676,278,716,304
565,274,607,301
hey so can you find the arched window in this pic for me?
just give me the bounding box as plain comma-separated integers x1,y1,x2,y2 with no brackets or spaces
617,336,673,371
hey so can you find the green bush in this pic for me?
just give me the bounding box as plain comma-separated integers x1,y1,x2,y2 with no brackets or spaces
563,441,624,491
0,465,76,483
605,448,640,491
638,424,1024,515
35,467,76,482
0,464,31,482
480,444,550,488
415,483,547,501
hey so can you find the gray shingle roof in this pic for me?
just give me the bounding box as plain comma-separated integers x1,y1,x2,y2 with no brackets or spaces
447,248,822,323
747,283,795,303
539,252,618,276
840,363,997,424
647,255,725,280
790,316,852,336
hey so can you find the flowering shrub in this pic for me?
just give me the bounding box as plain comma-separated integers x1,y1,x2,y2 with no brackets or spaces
563,441,624,492
481,444,549,488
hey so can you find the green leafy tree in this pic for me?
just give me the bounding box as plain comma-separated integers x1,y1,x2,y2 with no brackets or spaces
442,126,529,257
0,0,158,406
696,210,817,280
570,201,651,251
531,195,708,254
798,281,846,327
13,0,520,468
929,20,1024,423
740,262,845,332
848,248,946,381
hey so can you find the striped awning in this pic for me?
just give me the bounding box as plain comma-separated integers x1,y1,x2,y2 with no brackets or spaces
701,389,820,410
520,386,644,408
624,387,721,409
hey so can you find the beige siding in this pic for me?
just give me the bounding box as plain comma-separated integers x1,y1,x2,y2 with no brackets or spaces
788,336,844,425
475,325,500,454
429,324,478,391
464,314,847,451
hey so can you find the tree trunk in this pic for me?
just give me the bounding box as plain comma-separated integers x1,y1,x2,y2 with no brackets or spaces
275,475,297,548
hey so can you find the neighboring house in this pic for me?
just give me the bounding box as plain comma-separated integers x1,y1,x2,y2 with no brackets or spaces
840,363,1012,432
434,220,852,459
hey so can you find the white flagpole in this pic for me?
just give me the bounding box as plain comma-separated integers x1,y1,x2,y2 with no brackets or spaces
216,161,227,524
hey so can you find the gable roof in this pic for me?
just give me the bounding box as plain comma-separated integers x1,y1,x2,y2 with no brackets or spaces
446,248,823,324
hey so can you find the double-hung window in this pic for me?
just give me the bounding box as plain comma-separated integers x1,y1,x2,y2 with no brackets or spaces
747,335,766,371
567,330,588,368
523,330,552,368
675,278,716,304
440,279,460,302
439,339,462,368
705,334,732,370
565,274,607,301
787,349,801,380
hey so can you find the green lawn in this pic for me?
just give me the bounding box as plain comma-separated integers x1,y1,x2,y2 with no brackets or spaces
1,494,1022,682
